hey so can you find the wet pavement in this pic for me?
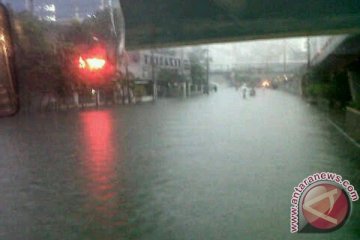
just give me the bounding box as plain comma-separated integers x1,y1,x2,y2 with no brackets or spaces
0,88,359,240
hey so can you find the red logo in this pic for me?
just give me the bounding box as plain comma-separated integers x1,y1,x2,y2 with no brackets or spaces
302,183,350,231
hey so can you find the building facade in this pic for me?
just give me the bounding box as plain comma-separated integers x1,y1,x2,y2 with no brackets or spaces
125,48,191,99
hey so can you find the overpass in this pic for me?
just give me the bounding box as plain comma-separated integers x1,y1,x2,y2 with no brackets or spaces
121,0,360,50
210,61,306,86
119,0,360,103
297,34,360,102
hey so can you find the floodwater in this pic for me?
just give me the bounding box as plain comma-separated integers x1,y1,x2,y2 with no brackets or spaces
0,88,359,239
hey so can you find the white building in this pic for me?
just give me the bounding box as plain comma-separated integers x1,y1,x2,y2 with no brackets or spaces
127,49,190,81
122,49,191,99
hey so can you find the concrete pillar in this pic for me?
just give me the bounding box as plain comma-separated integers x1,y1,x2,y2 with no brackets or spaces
187,82,191,97
182,82,187,98
153,83,158,101
347,71,360,102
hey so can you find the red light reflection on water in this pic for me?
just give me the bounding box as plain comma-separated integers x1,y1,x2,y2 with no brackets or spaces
80,111,120,223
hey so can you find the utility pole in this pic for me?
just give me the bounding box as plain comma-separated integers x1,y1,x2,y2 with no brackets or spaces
180,48,187,98
121,51,131,104
95,89,100,107
283,39,287,74
151,49,157,101
125,63,131,104
206,47,210,94
307,36,311,69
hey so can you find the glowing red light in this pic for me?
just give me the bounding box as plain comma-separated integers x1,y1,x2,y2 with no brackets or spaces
79,56,106,71
75,45,116,86
79,56,86,69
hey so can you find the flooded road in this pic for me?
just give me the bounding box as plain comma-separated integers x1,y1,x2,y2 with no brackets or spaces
0,89,359,239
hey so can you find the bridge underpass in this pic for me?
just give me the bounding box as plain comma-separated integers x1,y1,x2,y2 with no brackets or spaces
121,0,360,50
1,1,360,239
119,0,360,114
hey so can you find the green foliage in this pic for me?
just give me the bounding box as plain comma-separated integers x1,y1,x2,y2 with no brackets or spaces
305,83,336,98
15,8,122,102
15,13,71,98
57,8,123,45
133,85,146,97
234,71,243,82
307,69,330,83
157,69,184,84
349,100,360,110
15,12,51,52
234,70,250,83
61,21,92,44
82,9,122,44
232,69,258,87
188,48,207,85
331,71,352,104
305,70,351,106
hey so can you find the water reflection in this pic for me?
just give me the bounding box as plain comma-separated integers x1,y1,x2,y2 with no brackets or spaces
79,111,123,227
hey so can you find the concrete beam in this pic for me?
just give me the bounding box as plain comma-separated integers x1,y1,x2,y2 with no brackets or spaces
122,0,360,50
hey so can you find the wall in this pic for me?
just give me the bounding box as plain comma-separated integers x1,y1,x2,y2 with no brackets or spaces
346,107,360,141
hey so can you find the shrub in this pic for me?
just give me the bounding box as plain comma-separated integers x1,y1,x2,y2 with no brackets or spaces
349,100,360,110
306,83,334,98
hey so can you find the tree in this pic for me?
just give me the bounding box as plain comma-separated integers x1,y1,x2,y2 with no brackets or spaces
157,69,184,85
14,13,71,109
14,8,123,110
188,48,207,87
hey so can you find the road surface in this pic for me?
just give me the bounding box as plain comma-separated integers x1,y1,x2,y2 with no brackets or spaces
0,88,359,239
